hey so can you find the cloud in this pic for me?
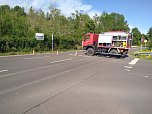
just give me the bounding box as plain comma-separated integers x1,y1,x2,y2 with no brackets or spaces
56,0,92,16
128,24,134,33
0,0,100,17
128,24,134,30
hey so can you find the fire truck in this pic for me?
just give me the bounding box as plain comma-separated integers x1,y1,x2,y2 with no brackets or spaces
82,31,132,56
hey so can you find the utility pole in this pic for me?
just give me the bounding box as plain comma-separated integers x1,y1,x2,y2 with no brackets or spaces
0,6,2,37
141,36,144,51
52,34,54,52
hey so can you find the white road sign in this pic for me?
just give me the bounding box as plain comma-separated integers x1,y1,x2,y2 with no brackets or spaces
35,33,44,40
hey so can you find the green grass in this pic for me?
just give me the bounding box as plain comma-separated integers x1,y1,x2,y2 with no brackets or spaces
0,51,33,56
132,49,152,60
0,49,80,56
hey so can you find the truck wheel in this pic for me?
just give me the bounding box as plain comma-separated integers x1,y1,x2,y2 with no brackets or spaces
110,49,118,55
87,48,95,56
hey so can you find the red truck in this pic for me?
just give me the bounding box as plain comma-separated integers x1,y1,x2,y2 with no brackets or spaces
82,31,132,56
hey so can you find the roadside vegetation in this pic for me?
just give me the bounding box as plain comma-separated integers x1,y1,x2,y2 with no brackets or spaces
132,28,152,60
131,49,152,60
0,5,152,55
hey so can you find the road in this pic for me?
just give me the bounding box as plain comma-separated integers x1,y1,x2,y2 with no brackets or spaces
0,50,152,114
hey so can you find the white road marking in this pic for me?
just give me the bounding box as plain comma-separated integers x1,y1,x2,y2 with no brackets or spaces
50,58,73,64
146,74,151,75
0,59,105,95
24,56,50,59
145,76,149,78
124,69,130,71
124,66,132,69
129,58,139,65
0,54,33,58
0,58,89,78
0,70,8,73
69,53,91,58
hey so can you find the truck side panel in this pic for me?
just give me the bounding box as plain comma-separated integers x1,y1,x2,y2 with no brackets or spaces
98,34,113,44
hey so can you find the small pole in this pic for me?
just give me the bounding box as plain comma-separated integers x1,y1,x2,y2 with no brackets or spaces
141,44,142,51
56,50,59,55
33,49,35,55
75,50,78,56
52,34,53,52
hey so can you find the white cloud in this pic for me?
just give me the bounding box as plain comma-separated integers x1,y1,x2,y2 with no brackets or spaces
0,0,100,17
88,10,102,18
128,24,134,32
56,0,92,16
128,24,134,30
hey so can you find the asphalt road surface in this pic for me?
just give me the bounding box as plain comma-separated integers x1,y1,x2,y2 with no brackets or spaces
0,50,152,114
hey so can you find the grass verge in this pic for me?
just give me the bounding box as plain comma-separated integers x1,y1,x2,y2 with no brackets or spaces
130,49,152,60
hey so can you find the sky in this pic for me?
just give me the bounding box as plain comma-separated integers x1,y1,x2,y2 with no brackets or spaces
0,0,152,34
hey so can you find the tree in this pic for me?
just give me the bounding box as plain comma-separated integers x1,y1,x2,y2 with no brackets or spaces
0,4,148,53
147,27,152,49
84,20,95,33
131,28,141,46
13,6,26,16
94,12,130,33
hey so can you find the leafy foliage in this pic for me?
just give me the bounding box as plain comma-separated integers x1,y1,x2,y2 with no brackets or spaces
0,5,143,53
131,28,141,45
147,27,152,49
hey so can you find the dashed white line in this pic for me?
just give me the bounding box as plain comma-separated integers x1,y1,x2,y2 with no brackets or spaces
50,58,73,64
129,58,139,65
146,74,151,76
124,69,130,71
0,70,8,73
0,58,89,78
124,66,132,69
24,56,50,59
0,58,105,95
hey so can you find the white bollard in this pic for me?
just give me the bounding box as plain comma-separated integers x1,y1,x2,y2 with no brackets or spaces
33,50,35,55
56,51,59,55
75,50,78,56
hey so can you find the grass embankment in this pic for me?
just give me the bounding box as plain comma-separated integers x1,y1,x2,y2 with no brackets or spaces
0,51,32,56
131,49,152,60
0,49,80,56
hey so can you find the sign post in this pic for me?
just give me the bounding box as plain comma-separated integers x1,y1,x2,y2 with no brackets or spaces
141,37,145,51
144,39,147,47
52,34,54,52
34,33,44,54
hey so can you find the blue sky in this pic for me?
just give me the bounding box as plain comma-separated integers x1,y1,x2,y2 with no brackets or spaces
0,0,152,34
82,0,152,34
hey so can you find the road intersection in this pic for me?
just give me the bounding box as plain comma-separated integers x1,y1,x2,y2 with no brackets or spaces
0,50,152,114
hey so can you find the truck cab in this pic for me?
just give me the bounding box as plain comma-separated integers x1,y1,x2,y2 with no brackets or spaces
82,33,99,50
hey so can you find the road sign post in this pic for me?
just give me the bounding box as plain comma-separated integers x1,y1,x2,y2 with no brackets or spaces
141,37,145,51
52,34,54,52
144,39,147,47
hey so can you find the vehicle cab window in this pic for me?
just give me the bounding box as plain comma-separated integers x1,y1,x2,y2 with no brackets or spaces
84,35,90,41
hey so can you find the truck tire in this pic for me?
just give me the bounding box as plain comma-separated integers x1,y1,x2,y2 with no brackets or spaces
87,48,95,56
110,49,118,55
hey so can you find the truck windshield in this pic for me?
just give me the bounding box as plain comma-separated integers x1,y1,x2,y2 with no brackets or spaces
113,36,126,41
84,35,90,41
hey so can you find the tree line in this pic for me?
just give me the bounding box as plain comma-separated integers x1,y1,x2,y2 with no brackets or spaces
0,5,152,53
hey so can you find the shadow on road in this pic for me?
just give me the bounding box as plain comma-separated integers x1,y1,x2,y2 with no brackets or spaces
84,52,129,59
96,53,128,59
